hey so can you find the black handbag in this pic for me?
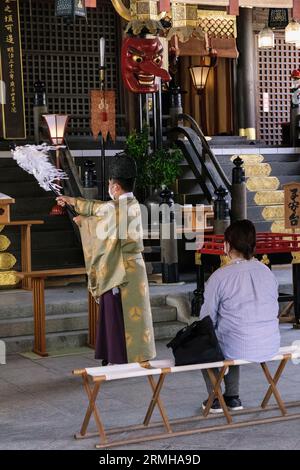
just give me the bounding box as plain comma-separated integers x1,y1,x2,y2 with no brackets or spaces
166,316,224,366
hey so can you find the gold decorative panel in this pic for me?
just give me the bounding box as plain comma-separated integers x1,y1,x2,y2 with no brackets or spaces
271,220,300,234
254,190,284,206
0,225,4,232
262,205,284,221
0,271,20,287
0,235,11,252
244,163,271,177
130,0,158,20
172,3,198,28
246,176,280,192
0,253,17,270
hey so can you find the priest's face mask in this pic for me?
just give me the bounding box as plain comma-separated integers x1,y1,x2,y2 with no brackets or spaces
121,37,171,93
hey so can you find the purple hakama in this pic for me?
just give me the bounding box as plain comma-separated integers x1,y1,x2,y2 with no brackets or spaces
95,289,128,364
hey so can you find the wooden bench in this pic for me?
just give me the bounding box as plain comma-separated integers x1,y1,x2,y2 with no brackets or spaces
73,345,300,449
19,268,98,357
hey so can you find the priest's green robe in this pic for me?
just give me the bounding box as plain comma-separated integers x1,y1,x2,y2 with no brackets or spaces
74,196,156,363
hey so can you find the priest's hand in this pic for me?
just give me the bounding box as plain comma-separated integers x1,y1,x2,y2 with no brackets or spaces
56,196,75,207
73,215,82,227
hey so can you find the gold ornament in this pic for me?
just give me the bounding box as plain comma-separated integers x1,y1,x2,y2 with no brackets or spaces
244,163,272,177
254,191,284,206
0,252,16,270
195,252,202,265
0,235,11,252
292,252,300,264
129,306,143,321
246,177,280,192
220,255,230,267
260,254,270,266
143,328,152,344
125,332,133,347
0,271,20,287
262,205,284,221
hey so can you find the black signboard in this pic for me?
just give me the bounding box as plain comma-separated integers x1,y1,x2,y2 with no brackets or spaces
268,8,289,30
55,0,86,19
0,0,26,139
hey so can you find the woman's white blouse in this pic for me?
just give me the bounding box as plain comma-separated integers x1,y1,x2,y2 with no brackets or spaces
199,258,280,362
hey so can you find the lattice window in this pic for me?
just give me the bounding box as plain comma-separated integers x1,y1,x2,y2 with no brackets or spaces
198,11,237,39
19,0,123,138
257,33,300,146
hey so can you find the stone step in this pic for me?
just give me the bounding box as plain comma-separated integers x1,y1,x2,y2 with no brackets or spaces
153,320,186,340
146,260,162,275
0,157,17,168
0,289,174,320
0,166,34,182
11,196,56,217
250,220,272,232
3,318,186,353
3,330,89,354
247,190,284,206
30,247,84,270
8,214,73,231
4,229,79,250
220,161,300,178
177,194,208,205
0,181,46,198
219,153,300,163
247,204,284,222
0,305,178,338
177,179,205,195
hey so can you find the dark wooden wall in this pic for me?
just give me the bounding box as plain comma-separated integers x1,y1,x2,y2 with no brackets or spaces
19,0,124,139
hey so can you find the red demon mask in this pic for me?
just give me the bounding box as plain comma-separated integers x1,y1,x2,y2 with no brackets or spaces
121,36,171,93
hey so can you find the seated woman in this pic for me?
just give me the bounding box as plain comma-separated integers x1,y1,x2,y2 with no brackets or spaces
199,219,280,413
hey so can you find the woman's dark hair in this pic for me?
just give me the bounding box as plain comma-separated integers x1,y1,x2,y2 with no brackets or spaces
224,220,256,260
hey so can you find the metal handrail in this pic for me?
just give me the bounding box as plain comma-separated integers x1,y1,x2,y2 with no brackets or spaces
177,113,231,193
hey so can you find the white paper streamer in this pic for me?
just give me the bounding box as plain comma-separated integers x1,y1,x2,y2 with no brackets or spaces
11,144,68,194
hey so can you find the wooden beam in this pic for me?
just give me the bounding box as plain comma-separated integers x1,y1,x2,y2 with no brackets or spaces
172,1,293,8
159,0,171,12
293,0,300,20
85,0,97,7
227,0,239,15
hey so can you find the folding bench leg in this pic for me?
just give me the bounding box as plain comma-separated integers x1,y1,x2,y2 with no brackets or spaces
143,373,172,433
75,373,107,444
203,366,232,424
260,359,289,416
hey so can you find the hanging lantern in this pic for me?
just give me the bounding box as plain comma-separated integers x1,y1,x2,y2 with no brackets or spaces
189,50,217,94
55,0,87,21
285,18,300,44
258,26,274,49
42,114,69,146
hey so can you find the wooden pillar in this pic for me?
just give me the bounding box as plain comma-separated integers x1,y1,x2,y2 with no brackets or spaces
32,277,48,357
236,7,256,140
21,224,32,290
88,292,98,348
